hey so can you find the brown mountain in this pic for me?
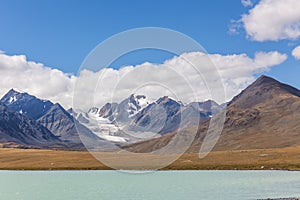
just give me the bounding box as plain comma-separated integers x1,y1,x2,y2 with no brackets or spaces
125,75,300,153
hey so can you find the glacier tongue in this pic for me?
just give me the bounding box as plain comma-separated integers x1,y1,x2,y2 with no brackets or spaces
75,94,153,144
77,111,128,143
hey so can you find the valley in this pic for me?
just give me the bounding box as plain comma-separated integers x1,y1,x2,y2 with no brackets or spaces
0,75,300,170
0,146,299,170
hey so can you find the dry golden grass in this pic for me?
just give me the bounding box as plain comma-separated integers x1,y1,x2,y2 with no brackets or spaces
0,148,108,170
0,146,299,170
167,146,300,170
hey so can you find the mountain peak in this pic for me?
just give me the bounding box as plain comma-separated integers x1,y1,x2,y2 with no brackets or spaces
201,99,219,106
1,89,32,103
0,89,54,120
252,75,280,87
127,94,149,117
1,89,24,105
4,88,34,99
156,96,179,105
229,75,300,108
7,88,19,94
128,94,147,103
252,75,300,96
52,103,65,110
257,75,274,81
38,102,74,128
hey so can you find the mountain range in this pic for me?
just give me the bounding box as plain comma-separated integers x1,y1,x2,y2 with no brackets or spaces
0,75,300,153
125,75,300,153
0,89,111,150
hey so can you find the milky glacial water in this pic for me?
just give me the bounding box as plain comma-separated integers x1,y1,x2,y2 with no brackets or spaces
0,170,299,200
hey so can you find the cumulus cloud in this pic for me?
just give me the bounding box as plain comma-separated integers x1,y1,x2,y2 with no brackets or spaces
0,53,76,108
0,51,287,110
241,0,253,7
234,0,300,41
292,45,300,60
228,19,243,35
254,51,288,67
74,51,287,110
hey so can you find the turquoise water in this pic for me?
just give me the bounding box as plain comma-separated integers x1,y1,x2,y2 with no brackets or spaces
0,170,299,200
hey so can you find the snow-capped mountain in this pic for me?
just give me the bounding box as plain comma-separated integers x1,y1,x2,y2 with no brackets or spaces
127,94,149,118
75,94,151,143
99,94,150,124
0,89,107,148
1,89,53,120
0,88,222,148
77,94,219,143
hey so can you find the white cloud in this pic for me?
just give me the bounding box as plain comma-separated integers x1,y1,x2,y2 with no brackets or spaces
241,0,253,7
292,45,300,60
0,50,5,54
0,53,76,109
254,51,288,67
0,51,287,110
74,51,287,110
237,0,300,41
228,19,243,35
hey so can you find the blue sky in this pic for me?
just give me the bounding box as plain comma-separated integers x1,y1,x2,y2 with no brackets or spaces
0,0,300,108
0,0,248,71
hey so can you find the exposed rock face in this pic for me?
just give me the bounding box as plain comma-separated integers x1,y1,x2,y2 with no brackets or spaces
130,96,182,134
181,100,221,126
98,103,118,121
0,102,60,148
129,97,219,134
225,108,260,128
37,103,78,140
36,103,107,148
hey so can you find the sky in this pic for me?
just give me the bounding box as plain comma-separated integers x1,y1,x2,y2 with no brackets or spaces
0,0,300,109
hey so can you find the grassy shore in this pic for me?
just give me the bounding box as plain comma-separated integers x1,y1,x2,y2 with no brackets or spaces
0,146,299,170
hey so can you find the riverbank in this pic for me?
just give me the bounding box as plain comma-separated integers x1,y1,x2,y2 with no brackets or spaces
0,146,299,170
